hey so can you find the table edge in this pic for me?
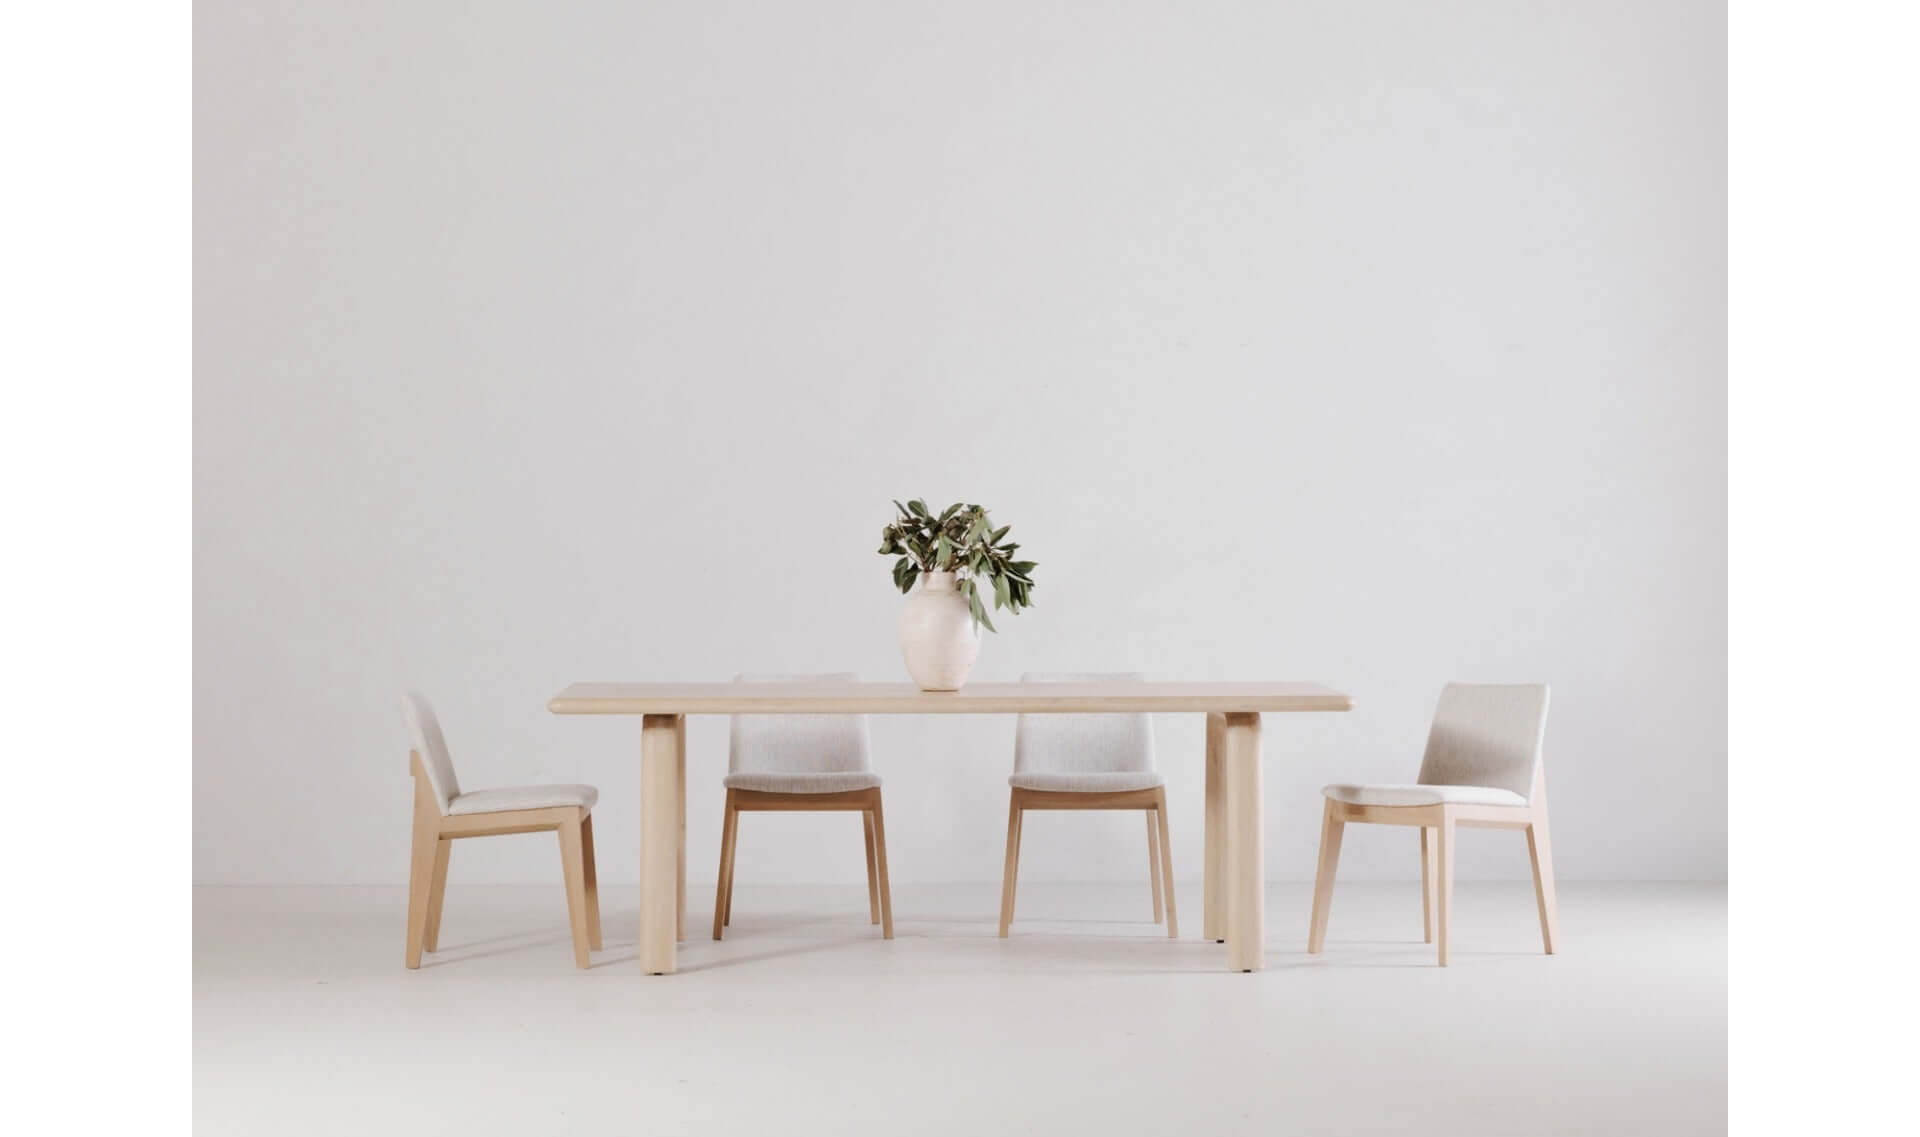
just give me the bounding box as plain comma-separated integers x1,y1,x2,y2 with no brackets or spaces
547,693,1355,715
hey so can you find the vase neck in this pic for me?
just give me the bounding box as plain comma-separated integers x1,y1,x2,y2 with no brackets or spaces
921,570,959,592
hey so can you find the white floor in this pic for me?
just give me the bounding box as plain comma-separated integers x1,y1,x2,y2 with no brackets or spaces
195,881,1724,1136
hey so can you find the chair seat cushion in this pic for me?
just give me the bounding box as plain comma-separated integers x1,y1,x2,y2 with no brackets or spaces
447,783,599,815
1321,783,1527,808
724,770,882,794
1009,770,1165,793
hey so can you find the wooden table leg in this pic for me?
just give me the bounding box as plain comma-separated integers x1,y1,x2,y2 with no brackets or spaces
676,720,687,943
640,714,683,974
1223,712,1264,972
1203,712,1226,942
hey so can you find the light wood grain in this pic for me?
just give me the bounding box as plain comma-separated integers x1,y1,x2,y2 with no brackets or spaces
404,766,439,970
1313,796,1557,966
550,681,1351,975
713,800,739,940
1436,810,1456,966
997,786,1177,939
405,751,599,971
1146,811,1164,924
870,794,894,939
676,722,687,944
1203,712,1226,942
1152,791,1177,940
1223,713,1264,971
998,796,1023,937
711,786,894,942
639,715,681,974
1527,776,1559,954
558,814,592,969
580,814,602,950
550,681,1352,715
1420,827,1437,944
1305,798,1345,954
422,836,451,953
863,811,881,925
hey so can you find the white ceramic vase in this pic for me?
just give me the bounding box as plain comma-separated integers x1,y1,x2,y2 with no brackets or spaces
897,571,981,691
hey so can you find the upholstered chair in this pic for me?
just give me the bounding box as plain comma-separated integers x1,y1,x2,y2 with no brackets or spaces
1308,682,1557,966
999,673,1176,938
712,673,893,940
402,691,601,969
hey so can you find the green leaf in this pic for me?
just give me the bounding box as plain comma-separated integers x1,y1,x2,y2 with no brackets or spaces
992,572,1010,610
935,535,952,569
967,585,997,632
990,525,1010,543
908,499,930,518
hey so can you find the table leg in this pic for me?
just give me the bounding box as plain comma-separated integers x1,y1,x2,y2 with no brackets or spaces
676,720,687,942
1203,712,1226,942
640,714,683,974
1223,712,1264,972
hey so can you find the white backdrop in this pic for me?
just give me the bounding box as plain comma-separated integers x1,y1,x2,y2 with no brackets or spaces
194,0,1724,887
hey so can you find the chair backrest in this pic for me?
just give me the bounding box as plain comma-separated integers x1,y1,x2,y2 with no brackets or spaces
1416,683,1551,800
728,673,873,775
402,691,462,814
1013,672,1154,775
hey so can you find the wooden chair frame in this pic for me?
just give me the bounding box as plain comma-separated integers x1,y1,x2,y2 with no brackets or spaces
712,786,894,940
406,751,602,969
1305,772,1558,966
999,786,1177,938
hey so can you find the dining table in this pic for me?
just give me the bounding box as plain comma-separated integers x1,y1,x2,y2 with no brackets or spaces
547,680,1354,974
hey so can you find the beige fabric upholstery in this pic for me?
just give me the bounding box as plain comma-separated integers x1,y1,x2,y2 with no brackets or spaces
1321,783,1526,808
725,770,882,793
402,691,462,813
1012,672,1155,792
1010,770,1164,793
448,784,599,815
1320,683,1551,811
729,673,879,794
404,691,598,817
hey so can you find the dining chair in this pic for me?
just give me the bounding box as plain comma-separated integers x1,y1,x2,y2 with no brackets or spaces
998,672,1176,938
403,691,602,970
1307,682,1557,966
712,673,893,940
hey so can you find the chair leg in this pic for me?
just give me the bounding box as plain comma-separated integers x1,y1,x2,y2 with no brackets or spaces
581,813,602,951
1421,827,1437,944
1526,811,1560,955
558,813,593,969
1306,799,1345,953
1435,809,1456,967
1154,790,1178,939
863,809,881,925
422,837,452,952
1146,810,1164,924
998,794,1023,938
713,798,739,940
869,791,894,940
405,810,439,969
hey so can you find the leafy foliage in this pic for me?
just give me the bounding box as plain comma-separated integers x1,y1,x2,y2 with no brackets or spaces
876,499,1037,632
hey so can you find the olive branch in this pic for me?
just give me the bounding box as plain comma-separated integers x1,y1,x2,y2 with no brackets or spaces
876,499,1036,632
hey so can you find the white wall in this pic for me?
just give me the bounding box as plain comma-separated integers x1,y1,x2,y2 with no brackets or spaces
194,0,1724,886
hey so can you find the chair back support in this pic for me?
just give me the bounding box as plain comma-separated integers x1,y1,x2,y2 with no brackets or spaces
729,673,873,775
1014,672,1154,776
1416,683,1551,800
402,691,462,814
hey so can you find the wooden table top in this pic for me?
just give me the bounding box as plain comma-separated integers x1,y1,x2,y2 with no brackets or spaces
549,681,1353,715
